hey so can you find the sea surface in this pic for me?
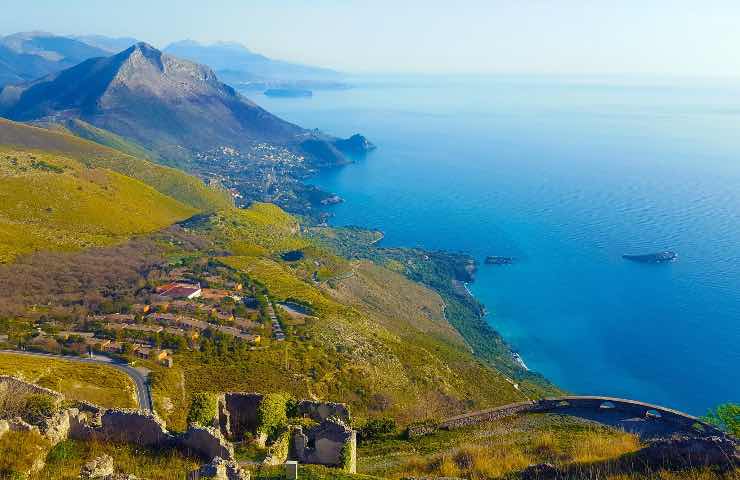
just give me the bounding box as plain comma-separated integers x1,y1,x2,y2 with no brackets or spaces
247,75,740,415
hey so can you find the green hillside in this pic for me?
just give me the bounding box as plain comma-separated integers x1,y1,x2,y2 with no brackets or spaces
0,118,231,212
0,147,196,262
61,118,164,164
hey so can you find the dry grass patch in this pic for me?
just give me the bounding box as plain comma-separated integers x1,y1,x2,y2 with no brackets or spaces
33,439,201,480
0,430,49,478
360,414,644,479
0,353,137,408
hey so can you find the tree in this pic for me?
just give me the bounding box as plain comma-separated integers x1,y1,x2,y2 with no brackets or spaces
704,403,740,436
257,393,291,439
187,392,218,427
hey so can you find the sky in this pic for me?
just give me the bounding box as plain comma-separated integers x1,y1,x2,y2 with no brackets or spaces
2,0,739,77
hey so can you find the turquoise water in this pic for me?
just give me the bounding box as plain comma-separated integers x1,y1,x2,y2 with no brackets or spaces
249,76,740,415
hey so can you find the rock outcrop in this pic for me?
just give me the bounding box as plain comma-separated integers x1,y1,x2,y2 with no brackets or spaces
79,454,115,479
636,435,739,470
190,457,249,480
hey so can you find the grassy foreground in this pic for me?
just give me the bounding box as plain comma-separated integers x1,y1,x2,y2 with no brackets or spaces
359,413,739,480
0,352,137,408
32,439,201,480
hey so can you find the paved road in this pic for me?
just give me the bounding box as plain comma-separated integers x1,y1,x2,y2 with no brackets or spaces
0,349,152,412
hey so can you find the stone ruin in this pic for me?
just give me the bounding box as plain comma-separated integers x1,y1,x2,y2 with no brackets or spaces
0,375,237,472
0,376,356,475
217,392,356,472
292,416,356,473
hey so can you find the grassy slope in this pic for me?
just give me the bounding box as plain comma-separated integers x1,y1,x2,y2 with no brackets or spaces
61,119,164,164
0,352,137,408
359,414,738,480
359,414,643,478
0,148,196,262
34,439,201,480
0,118,231,212
308,226,561,398
175,204,528,424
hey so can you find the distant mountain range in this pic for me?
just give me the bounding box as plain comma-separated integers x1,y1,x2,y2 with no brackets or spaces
163,40,346,89
71,34,142,53
0,42,355,166
0,32,347,90
0,32,108,85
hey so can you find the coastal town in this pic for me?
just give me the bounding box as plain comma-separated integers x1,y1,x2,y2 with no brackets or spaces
195,142,342,219
13,265,299,368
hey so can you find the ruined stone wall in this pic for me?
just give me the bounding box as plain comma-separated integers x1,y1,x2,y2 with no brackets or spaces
295,400,351,424
180,425,235,461
292,418,356,473
438,401,540,430
220,392,263,439
0,375,65,405
70,409,173,447
434,396,726,438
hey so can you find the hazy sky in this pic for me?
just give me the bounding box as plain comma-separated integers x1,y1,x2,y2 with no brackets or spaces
3,0,739,77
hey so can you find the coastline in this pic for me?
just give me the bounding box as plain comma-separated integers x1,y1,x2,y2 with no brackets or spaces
464,280,530,372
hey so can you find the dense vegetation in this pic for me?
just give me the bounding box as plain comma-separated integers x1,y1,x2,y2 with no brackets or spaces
186,392,219,427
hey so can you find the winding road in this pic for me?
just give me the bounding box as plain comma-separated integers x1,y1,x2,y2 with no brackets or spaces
0,350,152,412
436,396,728,441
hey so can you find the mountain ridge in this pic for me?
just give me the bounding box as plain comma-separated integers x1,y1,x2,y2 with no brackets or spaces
0,32,109,86
0,42,348,166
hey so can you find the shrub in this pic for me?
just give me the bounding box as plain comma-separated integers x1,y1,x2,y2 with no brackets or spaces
704,403,740,436
257,393,291,439
23,393,58,426
359,417,397,441
266,428,291,464
340,441,354,472
187,392,218,427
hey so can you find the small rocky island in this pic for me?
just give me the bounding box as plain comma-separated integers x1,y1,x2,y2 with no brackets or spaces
485,256,514,265
334,133,377,155
264,88,313,97
623,251,678,264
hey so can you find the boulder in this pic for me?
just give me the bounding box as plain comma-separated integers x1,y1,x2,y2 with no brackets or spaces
520,463,559,480
637,436,739,470
191,457,249,480
80,454,115,479
42,408,71,446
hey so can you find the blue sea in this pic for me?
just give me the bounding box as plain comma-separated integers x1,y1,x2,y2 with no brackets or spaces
248,75,740,416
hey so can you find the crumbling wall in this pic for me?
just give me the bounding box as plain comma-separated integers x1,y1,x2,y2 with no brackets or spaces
219,393,351,440
295,400,351,424
181,425,235,461
220,393,263,439
0,375,65,405
71,409,173,447
292,417,356,473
